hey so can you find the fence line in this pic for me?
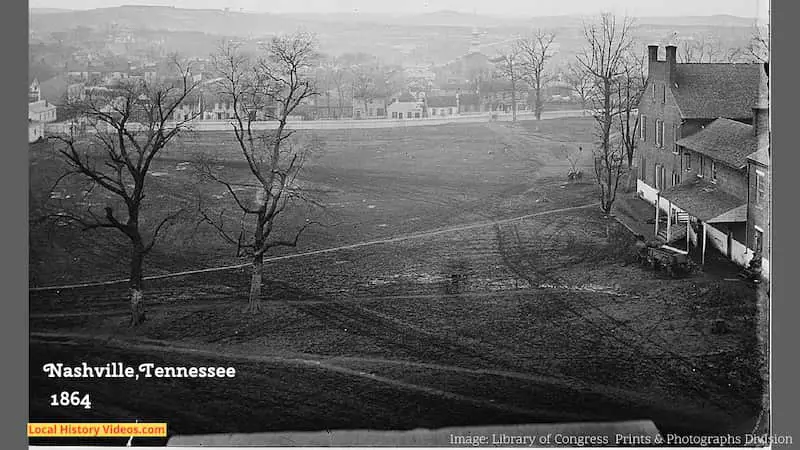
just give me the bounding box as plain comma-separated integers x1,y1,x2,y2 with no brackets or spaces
45,110,589,134
29,202,600,292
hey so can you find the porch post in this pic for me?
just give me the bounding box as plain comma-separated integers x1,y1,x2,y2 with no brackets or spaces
686,217,691,252
702,221,708,266
654,195,660,237
666,200,672,242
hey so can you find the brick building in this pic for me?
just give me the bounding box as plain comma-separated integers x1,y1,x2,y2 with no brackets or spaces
636,44,763,204
636,44,770,277
745,80,771,278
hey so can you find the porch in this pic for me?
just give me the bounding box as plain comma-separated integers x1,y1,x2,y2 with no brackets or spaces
658,178,752,269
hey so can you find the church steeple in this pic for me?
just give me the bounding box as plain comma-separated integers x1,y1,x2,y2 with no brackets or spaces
469,27,481,54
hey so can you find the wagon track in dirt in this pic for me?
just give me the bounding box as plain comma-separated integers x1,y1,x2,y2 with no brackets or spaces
29,331,738,431
27,331,594,423
30,202,600,292
492,223,762,415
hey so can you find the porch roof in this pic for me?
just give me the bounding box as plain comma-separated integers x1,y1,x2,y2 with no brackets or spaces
660,177,745,222
707,204,748,224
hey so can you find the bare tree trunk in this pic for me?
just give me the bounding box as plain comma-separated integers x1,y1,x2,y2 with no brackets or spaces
247,253,263,313
535,81,543,121
511,79,517,123
247,214,266,313
129,241,146,327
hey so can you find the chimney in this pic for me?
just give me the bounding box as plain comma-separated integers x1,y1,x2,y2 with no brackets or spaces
753,62,770,149
665,45,677,85
647,45,659,77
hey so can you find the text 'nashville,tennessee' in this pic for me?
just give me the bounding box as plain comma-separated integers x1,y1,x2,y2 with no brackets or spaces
42,362,236,379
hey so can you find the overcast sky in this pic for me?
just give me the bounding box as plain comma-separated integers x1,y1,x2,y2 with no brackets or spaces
29,0,770,18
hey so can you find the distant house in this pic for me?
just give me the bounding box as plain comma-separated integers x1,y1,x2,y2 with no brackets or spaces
425,95,458,117
479,79,531,114
353,98,387,119
29,100,57,123
457,93,481,114
309,90,353,119
28,120,44,143
387,93,424,119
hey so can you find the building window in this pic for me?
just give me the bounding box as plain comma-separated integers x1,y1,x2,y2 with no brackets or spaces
710,161,718,182
392,111,397,119
654,120,659,147
683,152,691,171
398,112,403,119
654,164,665,190
640,156,647,180
655,119,664,148
641,116,647,141
753,227,764,254
699,156,705,177
415,112,420,119
671,170,680,187
672,124,679,153
654,164,660,189
652,83,656,100
662,84,666,104
756,169,766,205
431,109,436,116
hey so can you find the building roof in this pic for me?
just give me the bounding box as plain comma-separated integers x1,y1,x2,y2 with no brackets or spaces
660,177,745,222
671,63,763,120
396,92,417,103
426,95,458,107
707,204,748,224
29,100,56,114
458,93,480,106
676,118,757,169
747,146,770,167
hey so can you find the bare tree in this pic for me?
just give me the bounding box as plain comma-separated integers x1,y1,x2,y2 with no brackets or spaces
576,12,635,214
203,32,320,313
678,35,723,63
617,46,647,168
46,59,199,326
723,46,749,63
564,62,593,115
492,44,524,122
351,66,379,119
517,29,556,120
330,65,349,118
746,23,770,63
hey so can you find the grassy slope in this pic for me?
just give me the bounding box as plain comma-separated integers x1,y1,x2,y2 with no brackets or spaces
29,118,763,438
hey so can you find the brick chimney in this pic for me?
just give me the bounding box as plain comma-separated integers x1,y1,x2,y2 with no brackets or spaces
647,45,659,78
665,45,677,85
753,62,770,149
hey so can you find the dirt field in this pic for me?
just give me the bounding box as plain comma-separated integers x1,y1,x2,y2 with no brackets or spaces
28,118,764,444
